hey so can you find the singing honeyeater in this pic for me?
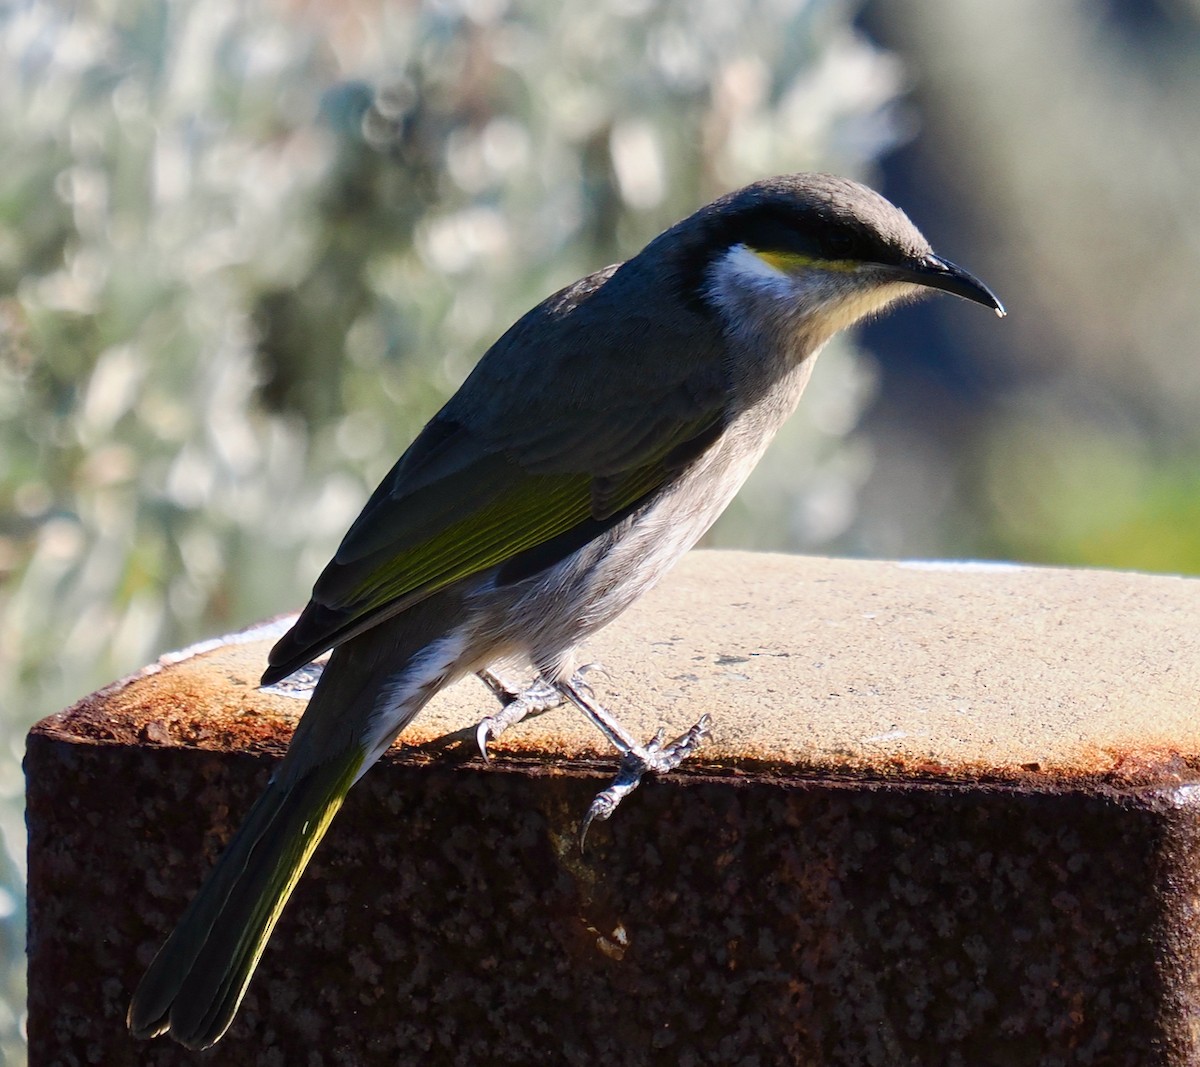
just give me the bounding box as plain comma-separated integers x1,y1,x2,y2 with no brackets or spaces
128,172,1004,1048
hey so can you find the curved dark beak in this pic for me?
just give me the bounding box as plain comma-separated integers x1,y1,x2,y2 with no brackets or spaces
892,255,1006,317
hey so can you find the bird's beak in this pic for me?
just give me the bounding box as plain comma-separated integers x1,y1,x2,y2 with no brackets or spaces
890,255,1006,317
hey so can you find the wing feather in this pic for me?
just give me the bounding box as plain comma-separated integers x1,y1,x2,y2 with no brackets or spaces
264,257,729,684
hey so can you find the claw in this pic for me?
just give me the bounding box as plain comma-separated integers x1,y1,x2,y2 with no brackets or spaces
575,662,610,686
571,672,597,702
578,793,612,851
471,671,565,761
579,754,642,851
662,714,711,766
475,719,495,762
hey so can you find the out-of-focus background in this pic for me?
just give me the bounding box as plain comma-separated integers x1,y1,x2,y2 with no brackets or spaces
1,0,1197,1057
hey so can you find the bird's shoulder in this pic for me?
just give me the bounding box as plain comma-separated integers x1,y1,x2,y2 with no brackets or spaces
442,257,732,467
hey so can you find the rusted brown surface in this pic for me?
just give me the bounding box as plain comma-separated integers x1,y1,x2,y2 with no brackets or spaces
26,551,1200,1064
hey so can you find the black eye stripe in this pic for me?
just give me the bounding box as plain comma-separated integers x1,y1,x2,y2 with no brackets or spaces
677,195,914,313
702,205,894,266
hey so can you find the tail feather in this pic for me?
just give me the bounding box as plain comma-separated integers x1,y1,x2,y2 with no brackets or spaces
128,750,361,1049
130,592,469,1048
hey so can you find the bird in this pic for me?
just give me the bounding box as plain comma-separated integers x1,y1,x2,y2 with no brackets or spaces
127,172,1004,1048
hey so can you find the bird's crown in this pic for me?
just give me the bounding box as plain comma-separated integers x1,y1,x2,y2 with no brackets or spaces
693,173,933,274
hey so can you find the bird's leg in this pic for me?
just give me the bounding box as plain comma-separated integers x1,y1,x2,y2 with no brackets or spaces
473,668,564,761
554,674,711,847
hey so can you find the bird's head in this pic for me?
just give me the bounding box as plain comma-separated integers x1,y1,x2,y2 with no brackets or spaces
661,173,1004,349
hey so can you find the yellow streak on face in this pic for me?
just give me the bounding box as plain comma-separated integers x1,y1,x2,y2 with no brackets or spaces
741,245,919,341
750,248,861,274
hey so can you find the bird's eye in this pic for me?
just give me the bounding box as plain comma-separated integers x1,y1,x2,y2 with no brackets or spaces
821,230,856,259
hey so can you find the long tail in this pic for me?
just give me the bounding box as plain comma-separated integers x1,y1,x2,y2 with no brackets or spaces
127,749,361,1048
128,592,468,1048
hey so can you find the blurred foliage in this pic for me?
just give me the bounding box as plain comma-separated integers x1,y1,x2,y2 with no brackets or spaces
855,0,1200,573
0,0,903,1055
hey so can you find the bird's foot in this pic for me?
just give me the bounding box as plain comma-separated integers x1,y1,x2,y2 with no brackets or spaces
474,670,563,761
555,668,711,847
579,715,711,849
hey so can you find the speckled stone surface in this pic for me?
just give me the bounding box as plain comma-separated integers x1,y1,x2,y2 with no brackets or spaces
26,551,1200,1065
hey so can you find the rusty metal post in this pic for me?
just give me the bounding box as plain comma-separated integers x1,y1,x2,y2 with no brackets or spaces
26,552,1200,1065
